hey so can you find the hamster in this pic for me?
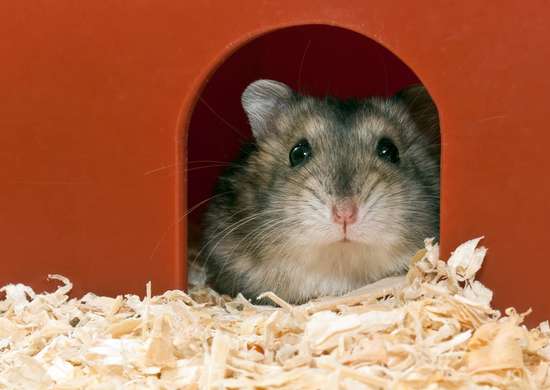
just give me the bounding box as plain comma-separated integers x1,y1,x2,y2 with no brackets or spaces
200,79,440,304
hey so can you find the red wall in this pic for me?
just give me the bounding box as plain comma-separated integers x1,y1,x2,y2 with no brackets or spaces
1,1,549,326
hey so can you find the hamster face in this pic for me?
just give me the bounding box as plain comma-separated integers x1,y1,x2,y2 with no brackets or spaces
202,80,440,304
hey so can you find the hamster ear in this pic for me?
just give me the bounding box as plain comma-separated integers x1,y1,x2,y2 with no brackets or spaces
242,79,293,139
395,85,440,143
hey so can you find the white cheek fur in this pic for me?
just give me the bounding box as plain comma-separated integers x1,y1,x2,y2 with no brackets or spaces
288,184,406,248
252,240,410,303
249,184,411,302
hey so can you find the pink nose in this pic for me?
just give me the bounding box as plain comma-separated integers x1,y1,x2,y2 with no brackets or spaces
332,201,358,225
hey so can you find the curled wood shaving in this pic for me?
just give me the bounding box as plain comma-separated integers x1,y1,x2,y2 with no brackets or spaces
0,238,549,389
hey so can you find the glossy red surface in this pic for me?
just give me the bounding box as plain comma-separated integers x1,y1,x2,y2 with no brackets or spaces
1,1,548,325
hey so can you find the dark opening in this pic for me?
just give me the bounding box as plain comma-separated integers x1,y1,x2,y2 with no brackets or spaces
187,24,428,280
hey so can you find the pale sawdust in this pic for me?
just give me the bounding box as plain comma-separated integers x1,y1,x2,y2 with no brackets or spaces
0,238,549,389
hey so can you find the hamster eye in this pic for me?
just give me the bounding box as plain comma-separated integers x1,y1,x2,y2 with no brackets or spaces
289,139,312,167
376,137,400,164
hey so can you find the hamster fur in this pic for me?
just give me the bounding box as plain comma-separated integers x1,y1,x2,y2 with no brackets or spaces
201,80,440,304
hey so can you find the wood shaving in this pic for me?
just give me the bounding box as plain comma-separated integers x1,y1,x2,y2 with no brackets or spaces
0,238,549,389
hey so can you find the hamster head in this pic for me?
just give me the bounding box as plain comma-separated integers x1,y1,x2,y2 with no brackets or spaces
202,79,440,303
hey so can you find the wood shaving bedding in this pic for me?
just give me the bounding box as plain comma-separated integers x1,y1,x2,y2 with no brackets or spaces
0,238,549,389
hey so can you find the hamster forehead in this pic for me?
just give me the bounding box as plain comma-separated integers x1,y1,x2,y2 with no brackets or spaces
269,97,407,157
247,94,436,204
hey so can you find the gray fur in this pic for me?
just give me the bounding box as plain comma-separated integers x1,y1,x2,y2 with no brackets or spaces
201,80,440,304
241,80,293,139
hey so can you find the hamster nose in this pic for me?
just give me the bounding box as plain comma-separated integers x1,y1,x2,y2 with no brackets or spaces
332,201,358,226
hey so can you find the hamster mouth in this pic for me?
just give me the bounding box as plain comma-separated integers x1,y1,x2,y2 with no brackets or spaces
335,235,363,245
337,227,358,244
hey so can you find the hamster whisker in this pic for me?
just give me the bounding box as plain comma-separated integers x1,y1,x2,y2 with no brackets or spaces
288,185,326,205
199,97,247,140
360,180,386,210
276,171,327,204
231,215,288,255
149,190,234,262
196,209,288,269
145,160,250,175
144,163,182,175
189,206,257,267
202,220,285,283
200,214,270,270
242,218,292,256
188,160,237,164
213,217,290,285
296,39,312,94
191,206,255,254
186,164,234,172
